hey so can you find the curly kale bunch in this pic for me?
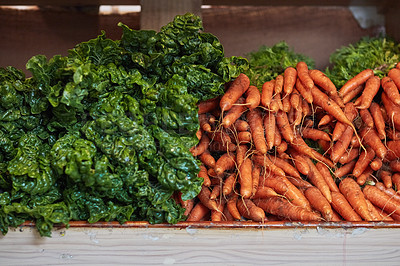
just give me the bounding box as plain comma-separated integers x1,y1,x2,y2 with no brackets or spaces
0,13,248,237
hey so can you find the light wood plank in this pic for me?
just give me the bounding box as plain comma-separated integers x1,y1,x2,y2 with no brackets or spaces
1,225,400,265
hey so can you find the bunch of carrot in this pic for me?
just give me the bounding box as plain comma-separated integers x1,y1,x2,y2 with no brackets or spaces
180,62,400,223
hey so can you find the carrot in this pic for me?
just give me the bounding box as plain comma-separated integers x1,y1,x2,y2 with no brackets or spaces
237,131,252,144
264,110,276,150
234,119,250,132
283,66,297,95
252,164,262,197
252,155,286,177
382,76,400,106
295,78,313,104
211,199,225,222
263,175,312,211
222,204,235,221
388,67,400,90
276,141,288,155
301,99,312,117
339,68,374,97
237,198,266,222
305,157,332,203
274,125,282,146
359,108,374,128
214,153,236,176
253,186,280,199
318,114,333,128
330,125,353,164
309,69,344,107
270,156,301,179
226,194,241,220
359,127,387,159
221,97,247,128
380,170,393,189
304,186,335,221
198,96,220,114
286,176,313,190
290,89,301,111
316,162,340,193
198,185,219,211
270,93,283,113
220,73,250,111
246,108,268,154
331,191,362,221
177,192,195,217
369,102,386,140
289,149,310,175
187,202,210,221
354,75,380,109
343,84,364,104
352,146,375,178
332,102,358,142
334,160,356,179
356,166,373,186
392,173,400,191
245,85,261,110
254,197,322,221
198,151,215,169
381,91,400,131
296,61,314,90
208,128,231,145
261,80,275,108
239,157,253,199
390,160,400,172
282,94,291,113
365,198,386,222
370,158,382,171
339,178,374,221
363,184,400,217
209,185,221,200
274,74,284,94
236,144,247,168
208,141,236,153
198,165,211,187
190,133,210,157
199,113,212,132
375,182,400,203
276,109,295,143
301,127,331,142
222,173,236,196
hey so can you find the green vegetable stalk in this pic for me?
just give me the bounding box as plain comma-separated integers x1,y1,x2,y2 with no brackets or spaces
0,13,248,236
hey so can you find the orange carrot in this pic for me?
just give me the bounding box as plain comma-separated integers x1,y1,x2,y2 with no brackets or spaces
221,97,246,128
220,73,250,111
227,194,241,220
382,76,400,106
359,108,374,128
214,153,236,176
276,109,295,143
295,78,313,104
190,133,210,157
274,74,284,94
209,185,221,200
318,114,333,128
252,164,262,197
236,144,247,168
332,102,358,142
330,127,354,164
283,66,297,95
352,146,375,178
290,89,301,111
387,141,400,161
198,151,214,170
187,202,210,221
261,80,275,108
334,160,356,179
316,162,340,193
381,91,400,131
198,96,220,114
245,85,261,110
296,61,314,90
289,148,310,175
369,102,386,140
331,191,362,221
239,157,253,199
356,166,373,185
208,141,236,153
363,184,400,217
286,176,313,190
339,68,374,97
237,131,252,144
339,178,373,220
234,119,250,132
237,198,266,222
274,125,282,146
199,113,212,132
365,198,386,222
197,185,219,211
380,170,392,189
309,69,343,107
211,199,225,222
343,84,364,104
253,186,280,199
264,110,276,150
375,182,400,202
305,157,332,203
301,127,331,142
270,93,283,113
388,67,400,90
392,173,400,191
390,160,400,172
270,156,301,179
359,127,387,159
254,197,322,221
304,186,335,221
282,94,291,113
252,155,286,177
370,158,382,171
198,164,211,187
302,99,312,117
222,204,235,221
222,173,236,196
354,75,380,109
247,108,268,154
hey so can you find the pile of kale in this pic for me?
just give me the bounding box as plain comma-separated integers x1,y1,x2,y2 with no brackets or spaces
0,14,248,236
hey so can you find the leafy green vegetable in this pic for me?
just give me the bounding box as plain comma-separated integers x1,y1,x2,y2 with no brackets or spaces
325,36,400,88
244,41,315,88
0,13,248,236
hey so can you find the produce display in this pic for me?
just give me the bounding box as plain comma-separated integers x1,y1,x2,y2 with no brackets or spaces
1,11,400,237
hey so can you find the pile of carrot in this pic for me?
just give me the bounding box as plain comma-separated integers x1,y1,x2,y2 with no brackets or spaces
180,62,400,223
